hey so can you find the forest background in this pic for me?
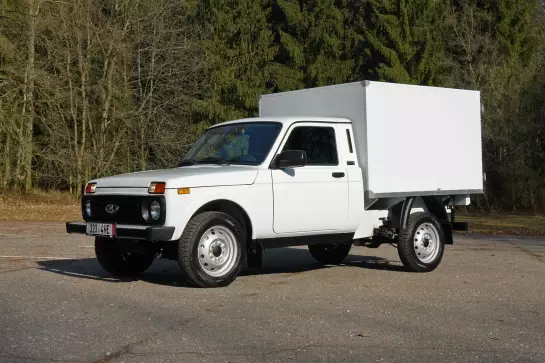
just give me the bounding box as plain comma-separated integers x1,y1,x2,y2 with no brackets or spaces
1,0,545,224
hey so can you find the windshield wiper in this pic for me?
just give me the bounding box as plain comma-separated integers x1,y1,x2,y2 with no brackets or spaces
179,156,231,167
178,159,199,167
198,156,230,165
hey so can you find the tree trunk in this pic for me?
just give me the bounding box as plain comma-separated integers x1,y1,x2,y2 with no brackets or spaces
137,46,147,171
76,4,90,194
511,170,516,213
69,173,73,195
2,133,11,190
143,29,157,171
77,46,88,194
24,0,39,192
98,51,116,174
65,26,79,197
17,69,27,188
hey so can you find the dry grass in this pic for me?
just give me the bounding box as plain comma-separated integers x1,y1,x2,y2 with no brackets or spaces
458,213,545,236
0,190,81,222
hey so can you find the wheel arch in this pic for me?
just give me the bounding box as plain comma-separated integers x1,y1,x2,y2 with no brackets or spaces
391,196,453,245
421,196,453,245
191,199,253,244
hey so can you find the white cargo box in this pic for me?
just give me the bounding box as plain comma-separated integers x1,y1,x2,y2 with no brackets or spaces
259,81,483,203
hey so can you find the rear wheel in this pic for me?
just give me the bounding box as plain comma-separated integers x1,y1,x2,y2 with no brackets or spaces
178,212,245,288
397,212,445,272
95,238,156,277
308,243,352,265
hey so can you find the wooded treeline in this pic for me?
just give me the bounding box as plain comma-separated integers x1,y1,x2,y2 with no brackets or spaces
1,0,545,211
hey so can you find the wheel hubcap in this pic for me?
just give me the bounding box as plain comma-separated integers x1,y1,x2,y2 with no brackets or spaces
212,245,222,257
413,223,440,263
198,226,238,277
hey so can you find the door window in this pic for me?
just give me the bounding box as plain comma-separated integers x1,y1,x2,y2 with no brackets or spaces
282,126,338,166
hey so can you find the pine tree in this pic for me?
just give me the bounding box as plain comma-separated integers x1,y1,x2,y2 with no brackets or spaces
270,0,356,90
362,0,446,85
489,0,541,211
494,0,535,65
444,0,544,210
194,0,277,122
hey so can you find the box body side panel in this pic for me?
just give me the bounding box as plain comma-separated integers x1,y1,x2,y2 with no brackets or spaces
259,81,484,201
364,81,483,196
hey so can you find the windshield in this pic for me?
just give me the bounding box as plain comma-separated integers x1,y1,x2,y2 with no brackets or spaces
182,122,283,166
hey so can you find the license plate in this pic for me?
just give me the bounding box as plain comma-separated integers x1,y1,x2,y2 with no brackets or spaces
86,222,115,237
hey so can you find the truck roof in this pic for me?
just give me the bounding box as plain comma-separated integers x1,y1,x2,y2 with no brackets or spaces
213,116,351,128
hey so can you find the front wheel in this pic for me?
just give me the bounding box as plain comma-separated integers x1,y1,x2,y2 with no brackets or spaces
178,212,245,287
95,238,157,277
397,212,445,272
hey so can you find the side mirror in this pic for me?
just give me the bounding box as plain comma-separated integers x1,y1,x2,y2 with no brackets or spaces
273,150,307,169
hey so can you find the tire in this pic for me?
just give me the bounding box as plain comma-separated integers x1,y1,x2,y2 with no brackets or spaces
178,211,246,288
95,238,156,277
397,212,445,272
308,243,352,265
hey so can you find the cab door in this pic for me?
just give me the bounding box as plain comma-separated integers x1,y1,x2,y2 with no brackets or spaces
271,123,349,234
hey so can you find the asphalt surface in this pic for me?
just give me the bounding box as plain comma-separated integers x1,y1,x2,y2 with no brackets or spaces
1,222,545,363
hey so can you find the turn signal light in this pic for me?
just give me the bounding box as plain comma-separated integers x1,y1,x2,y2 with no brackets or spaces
177,188,190,195
148,182,166,194
85,183,96,194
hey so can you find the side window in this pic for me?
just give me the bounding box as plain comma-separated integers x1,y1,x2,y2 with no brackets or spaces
346,129,353,153
282,126,338,165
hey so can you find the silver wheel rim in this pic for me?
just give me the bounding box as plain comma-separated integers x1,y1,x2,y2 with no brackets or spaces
413,222,441,264
197,225,238,277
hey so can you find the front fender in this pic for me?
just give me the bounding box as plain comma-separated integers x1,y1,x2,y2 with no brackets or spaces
164,186,261,241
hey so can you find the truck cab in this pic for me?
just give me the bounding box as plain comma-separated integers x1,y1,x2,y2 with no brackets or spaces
67,81,482,287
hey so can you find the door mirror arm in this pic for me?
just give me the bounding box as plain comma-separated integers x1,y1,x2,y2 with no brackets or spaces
272,150,307,169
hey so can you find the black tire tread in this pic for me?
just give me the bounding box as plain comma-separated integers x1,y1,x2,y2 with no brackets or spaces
178,212,214,286
397,212,445,272
178,211,244,288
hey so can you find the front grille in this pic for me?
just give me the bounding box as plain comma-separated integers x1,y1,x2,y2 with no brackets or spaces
82,195,166,225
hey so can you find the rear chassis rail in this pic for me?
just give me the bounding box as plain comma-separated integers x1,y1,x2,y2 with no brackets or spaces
356,198,469,248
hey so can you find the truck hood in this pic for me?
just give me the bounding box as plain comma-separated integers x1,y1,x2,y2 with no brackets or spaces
92,165,259,189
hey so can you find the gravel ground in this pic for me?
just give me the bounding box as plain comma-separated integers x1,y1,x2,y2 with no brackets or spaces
1,221,544,363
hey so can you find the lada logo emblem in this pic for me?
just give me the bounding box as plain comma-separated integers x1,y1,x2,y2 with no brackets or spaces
105,204,120,214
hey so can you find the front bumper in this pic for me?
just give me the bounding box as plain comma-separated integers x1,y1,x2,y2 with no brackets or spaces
66,221,175,241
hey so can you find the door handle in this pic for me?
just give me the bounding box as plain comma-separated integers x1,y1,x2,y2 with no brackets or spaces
332,172,345,178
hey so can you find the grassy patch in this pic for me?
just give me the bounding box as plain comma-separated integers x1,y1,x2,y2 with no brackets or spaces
458,213,545,236
0,190,81,222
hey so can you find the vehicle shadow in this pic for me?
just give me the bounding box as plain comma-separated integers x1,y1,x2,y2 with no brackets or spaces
37,247,403,288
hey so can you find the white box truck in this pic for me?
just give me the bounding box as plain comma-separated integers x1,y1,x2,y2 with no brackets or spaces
67,81,483,287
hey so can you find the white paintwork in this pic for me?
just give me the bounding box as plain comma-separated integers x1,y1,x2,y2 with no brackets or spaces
364,82,482,197
260,82,372,191
259,81,484,200
271,123,349,233
90,165,259,189
164,180,273,240
82,81,483,243
214,116,350,128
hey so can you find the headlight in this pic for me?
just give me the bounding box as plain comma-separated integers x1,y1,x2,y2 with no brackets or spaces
150,200,161,220
85,200,92,217
141,203,150,221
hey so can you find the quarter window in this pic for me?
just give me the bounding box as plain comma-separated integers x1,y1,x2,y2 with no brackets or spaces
282,126,338,165
346,129,353,153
